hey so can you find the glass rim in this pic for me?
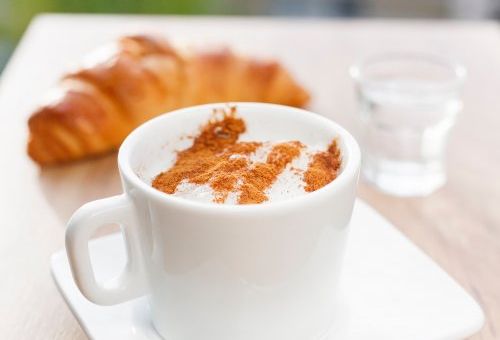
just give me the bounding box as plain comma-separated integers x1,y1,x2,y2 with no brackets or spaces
349,52,467,91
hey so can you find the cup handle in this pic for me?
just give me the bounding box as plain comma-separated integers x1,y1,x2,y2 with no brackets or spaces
65,194,147,305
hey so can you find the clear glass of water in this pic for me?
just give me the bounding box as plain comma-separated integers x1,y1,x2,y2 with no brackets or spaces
350,53,466,196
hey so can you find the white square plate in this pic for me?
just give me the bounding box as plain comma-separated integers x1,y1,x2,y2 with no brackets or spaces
51,200,483,339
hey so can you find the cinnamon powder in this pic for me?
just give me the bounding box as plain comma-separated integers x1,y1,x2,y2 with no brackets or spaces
239,141,303,204
152,109,341,204
304,141,342,192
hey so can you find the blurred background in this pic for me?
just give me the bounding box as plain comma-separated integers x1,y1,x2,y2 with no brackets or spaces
1,0,500,72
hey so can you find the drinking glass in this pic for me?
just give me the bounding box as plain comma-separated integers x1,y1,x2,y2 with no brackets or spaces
350,52,466,196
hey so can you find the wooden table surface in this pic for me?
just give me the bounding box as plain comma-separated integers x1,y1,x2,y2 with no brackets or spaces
0,14,498,339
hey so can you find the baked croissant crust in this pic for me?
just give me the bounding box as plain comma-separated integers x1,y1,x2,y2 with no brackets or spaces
27,35,310,166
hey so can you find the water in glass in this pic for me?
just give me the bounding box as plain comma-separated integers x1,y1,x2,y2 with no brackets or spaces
352,53,465,196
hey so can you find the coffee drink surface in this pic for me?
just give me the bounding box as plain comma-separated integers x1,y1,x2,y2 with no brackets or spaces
152,109,341,204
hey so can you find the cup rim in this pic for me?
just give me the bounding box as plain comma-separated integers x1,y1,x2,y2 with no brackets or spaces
349,51,467,92
118,102,361,213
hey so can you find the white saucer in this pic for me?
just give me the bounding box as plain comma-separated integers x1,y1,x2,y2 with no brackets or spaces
51,199,484,339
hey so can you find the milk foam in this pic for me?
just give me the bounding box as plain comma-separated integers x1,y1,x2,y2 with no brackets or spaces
168,141,326,205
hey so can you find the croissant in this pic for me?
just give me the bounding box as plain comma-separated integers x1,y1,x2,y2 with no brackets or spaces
27,35,310,166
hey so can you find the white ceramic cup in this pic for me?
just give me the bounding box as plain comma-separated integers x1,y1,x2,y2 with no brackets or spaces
66,102,361,340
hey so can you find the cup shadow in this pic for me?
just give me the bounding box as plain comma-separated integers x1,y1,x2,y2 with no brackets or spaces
38,153,122,226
